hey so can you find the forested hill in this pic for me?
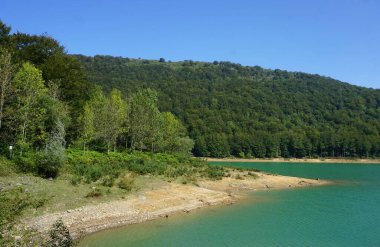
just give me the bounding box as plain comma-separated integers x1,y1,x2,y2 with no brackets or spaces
74,55,380,158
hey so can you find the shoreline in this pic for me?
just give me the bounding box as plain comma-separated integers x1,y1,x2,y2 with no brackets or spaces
23,171,330,240
205,157,380,164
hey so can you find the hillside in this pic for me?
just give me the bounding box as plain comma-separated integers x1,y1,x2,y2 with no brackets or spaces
75,55,380,158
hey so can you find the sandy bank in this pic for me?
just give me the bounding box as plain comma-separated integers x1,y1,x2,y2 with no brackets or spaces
23,171,329,239
206,157,380,164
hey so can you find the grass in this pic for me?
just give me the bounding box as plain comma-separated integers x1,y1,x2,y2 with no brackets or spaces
0,149,227,245
1,149,226,221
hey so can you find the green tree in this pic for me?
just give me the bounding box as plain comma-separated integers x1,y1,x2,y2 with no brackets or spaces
12,63,48,153
97,88,126,153
0,48,14,130
128,89,161,151
159,112,194,154
77,102,95,151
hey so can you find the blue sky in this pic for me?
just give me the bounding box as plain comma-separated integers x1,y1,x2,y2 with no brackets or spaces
1,0,379,88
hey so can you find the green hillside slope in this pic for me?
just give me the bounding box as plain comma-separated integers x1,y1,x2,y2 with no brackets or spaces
75,55,380,158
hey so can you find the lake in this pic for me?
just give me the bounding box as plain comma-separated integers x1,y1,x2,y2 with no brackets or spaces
79,162,380,247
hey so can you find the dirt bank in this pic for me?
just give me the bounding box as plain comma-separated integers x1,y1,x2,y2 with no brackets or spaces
23,171,329,239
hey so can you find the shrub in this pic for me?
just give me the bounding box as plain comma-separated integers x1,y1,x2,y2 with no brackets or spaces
0,187,47,243
47,218,72,247
37,120,67,178
100,175,115,187
70,175,81,186
37,150,66,179
118,174,136,191
14,152,37,173
203,166,225,180
85,187,102,198
0,156,15,176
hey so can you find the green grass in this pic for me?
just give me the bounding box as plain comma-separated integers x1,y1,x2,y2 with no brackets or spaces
0,149,226,245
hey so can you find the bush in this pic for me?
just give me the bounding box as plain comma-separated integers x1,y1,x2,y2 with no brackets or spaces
37,120,67,178
85,187,102,198
203,166,225,180
66,149,224,184
14,152,37,173
70,175,81,186
0,187,47,243
37,150,66,178
100,175,115,187
118,173,136,191
47,218,72,247
0,156,15,176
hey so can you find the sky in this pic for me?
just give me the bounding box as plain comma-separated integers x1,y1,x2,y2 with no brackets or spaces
1,0,379,89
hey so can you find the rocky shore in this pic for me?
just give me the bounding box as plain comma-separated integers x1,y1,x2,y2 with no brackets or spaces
23,171,329,239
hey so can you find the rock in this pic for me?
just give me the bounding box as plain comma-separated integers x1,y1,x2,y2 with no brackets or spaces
48,177,53,181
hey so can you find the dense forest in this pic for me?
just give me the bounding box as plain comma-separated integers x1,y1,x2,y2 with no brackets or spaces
0,19,379,159
0,21,193,177
74,55,380,158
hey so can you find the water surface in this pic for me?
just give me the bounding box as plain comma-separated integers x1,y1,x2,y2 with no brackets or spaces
79,162,380,247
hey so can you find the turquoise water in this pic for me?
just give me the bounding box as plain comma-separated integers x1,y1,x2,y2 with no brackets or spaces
79,162,380,247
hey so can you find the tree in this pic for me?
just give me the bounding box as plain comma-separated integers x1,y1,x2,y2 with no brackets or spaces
159,112,194,154
128,89,161,151
97,88,126,153
77,102,95,151
0,48,14,130
1,21,90,143
0,20,11,46
12,63,48,153
79,88,127,153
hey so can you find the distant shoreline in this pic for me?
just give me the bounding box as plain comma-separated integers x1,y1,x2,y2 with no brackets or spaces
205,157,380,164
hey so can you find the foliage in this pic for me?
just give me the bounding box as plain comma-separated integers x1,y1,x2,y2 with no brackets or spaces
128,88,161,151
0,187,47,244
75,55,380,158
118,173,136,191
0,47,15,131
0,156,15,176
0,20,90,146
85,187,103,198
47,218,72,247
12,62,48,151
37,120,67,178
66,149,225,183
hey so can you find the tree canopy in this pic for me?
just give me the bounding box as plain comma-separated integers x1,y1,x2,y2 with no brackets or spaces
75,55,380,158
